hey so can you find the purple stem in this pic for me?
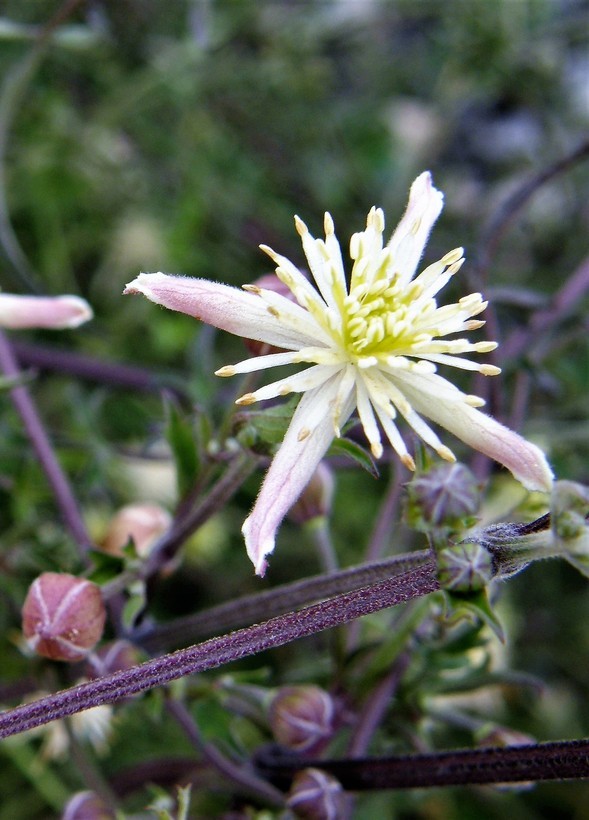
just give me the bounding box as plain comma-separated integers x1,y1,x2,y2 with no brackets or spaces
166,698,284,807
11,340,189,401
137,550,431,651
258,737,589,790
346,653,411,758
0,563,439,738
0,330,92,552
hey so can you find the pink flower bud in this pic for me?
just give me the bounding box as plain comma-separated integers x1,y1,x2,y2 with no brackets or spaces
269,685,335,753
287,768,349,820
22,573,106,662
62,791,116,820
288,463,334,526
101,503,171,558
0,293,93,329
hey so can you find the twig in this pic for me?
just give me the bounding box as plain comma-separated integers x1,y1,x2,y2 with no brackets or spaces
166,698,284,807
136,550,431,651
257,737,589,790
475,138,589,287
0,330,92,553
11,340,190,402
0,563,439,738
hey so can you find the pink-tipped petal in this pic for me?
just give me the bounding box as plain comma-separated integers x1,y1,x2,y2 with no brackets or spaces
387,172,444,285
402,376,554,492
124,272,325,351
242,378,353,576
0,294,93,330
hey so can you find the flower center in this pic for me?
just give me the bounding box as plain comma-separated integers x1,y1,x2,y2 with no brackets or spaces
340,264,425,362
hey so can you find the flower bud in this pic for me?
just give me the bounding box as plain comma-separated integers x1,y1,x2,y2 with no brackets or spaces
0,293,93,330
62,790,116,820
287,768,349,820
436,541,493,592
406,463,480,530
102,502,171,558
269,686,335,753
288,463,334,526
22,573,106,662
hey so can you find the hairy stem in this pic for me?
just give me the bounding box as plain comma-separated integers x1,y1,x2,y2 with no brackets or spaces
0,563,438,738
136,550,431,651
257,737,589,790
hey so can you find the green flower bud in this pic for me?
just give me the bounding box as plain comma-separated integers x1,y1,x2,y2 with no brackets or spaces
406,463,480,530
437,541,493,592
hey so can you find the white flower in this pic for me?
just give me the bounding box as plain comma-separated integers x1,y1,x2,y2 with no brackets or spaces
124,172,553,575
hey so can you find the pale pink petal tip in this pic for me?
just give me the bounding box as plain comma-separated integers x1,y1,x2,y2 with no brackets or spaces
0,294,93,330
242,516,271,577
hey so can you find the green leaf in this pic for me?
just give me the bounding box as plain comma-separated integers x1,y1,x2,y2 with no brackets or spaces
122,581,147,630
328,436,379,478
165,400,200,498
87,549,125,585
233,397,298,453
444,588,505,643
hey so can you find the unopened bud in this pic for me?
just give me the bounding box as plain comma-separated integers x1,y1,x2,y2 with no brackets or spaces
62,790,116,820
269,686,335,753
22,573,106,662
287,768,349,820
102,503,171,558
406,463,480,530
437,541,493,592
288,463,334,526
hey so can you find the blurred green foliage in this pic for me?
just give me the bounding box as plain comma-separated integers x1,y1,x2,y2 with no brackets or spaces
1,1,589,818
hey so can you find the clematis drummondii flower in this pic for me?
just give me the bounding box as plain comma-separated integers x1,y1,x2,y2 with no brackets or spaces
124,172,553,575
0,293,93,329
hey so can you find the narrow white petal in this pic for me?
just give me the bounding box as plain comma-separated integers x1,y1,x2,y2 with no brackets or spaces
260,246,332,319
330,364,357,436
124,273,322,351
238,364,341,404
397,374,554,492
387,172,444,286
255,286,334,346
355,374,383,458
242,375,353,575
322,212,348,299
371,399,413,465
415,353,490,371
296,217,341,314
217,350,303,376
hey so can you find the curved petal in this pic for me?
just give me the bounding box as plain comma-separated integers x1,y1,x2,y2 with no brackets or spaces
242,375,354,576
124,273,324,351
397,372,554,492
387,172,444,286
0,294,93,329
